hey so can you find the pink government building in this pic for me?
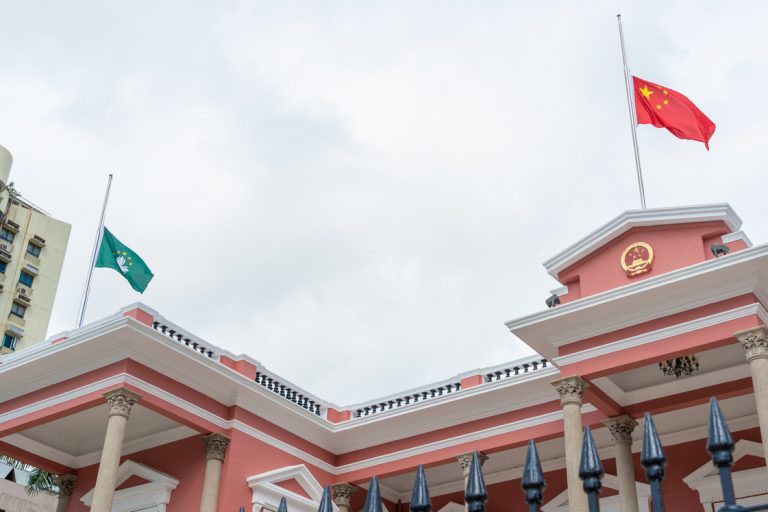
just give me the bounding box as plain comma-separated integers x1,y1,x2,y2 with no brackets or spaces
1,203,767,512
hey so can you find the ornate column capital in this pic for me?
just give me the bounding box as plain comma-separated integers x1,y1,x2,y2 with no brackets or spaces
203,433,231,461
54,473,78,497
331,483,357,507
457,452,488,478
551,376,588,407
104,389,141,419
604,415,638,444
735,326,768,362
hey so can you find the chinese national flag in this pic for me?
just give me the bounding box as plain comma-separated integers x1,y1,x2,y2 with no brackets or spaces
633,76,716,149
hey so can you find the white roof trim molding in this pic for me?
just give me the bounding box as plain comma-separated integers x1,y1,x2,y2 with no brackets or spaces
247,464,338,512
542,474,651,512
683,439,767,505
543,203,742,279
723,230,753,247
81,459,179,512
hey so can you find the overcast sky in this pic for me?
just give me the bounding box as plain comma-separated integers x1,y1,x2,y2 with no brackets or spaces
1,1,767,405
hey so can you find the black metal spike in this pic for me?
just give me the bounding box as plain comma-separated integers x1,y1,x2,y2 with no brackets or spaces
641,412,667,512
278,497,288,512
410,465,432,512
364,476,383,512
579,427,604,511
240,507,245,512
521,440,546,511
464,452,487,512
707,397,734,463
707,397,739,507
318,485,333,512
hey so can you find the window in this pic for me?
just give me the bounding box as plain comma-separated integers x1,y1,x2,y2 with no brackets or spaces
10,302,26,318
0,261,7,274
2,334,17,351
0,228,14,243
26,243,41,257
18,271,33,287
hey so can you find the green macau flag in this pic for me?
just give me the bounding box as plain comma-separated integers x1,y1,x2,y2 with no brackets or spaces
95,227,154,293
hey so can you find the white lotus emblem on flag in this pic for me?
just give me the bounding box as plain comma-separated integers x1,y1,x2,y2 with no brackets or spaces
116,255,129,274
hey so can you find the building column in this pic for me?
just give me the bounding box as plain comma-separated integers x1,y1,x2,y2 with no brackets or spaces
735,326,768,461
605,415,639,512
552,376,588,512
457,451,488,512
332,483,357,512
54,473,78,512
90,389,141,512
199,433,230,512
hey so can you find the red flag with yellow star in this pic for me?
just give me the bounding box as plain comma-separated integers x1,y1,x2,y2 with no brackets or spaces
633,76,716,149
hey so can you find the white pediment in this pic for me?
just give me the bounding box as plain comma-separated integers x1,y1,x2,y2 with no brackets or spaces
542,203,740,279
542,474,650,512
684,439,768,506
436,502,464,512
81,459,179,512
248,464,338,512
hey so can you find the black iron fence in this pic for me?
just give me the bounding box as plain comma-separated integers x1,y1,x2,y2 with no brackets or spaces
242,397,767,512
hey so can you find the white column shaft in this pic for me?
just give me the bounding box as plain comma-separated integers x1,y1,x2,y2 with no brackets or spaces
748,356,768,460
563,401,588,512
614,441,639,512
199,458,224,512
90,414,129,512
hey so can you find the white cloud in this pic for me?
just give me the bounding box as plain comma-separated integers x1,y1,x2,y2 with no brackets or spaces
1,0,766,404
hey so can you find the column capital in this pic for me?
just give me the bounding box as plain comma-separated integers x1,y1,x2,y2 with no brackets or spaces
331,483,357,507
551,376,588,406
203,433,231,461
457,451,488,477
604,415,638,444
104,389,141,419
54,473,78,497
735,325,768,362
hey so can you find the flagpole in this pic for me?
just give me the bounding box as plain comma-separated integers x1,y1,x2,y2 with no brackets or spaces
76,174,113,327
617,14,647,210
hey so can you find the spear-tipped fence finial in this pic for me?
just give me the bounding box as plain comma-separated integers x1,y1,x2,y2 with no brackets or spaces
410,465,432,512
278,497,288,512
318,485,334,512
641,412,666,512
464,452,488,512
240,507,246,512
579,427,604,512
364,476,383,512
521,440,546,512
707,397,740,507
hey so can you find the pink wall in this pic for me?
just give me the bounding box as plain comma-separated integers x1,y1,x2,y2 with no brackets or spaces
557,222,732,302
217,428,336,511
68,434,207,512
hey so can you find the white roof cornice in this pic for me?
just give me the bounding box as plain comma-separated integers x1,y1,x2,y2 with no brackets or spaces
507,242,768,359
543,203,742,279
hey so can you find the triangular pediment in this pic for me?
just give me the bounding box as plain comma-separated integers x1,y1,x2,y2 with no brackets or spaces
81,460,179,511
684,440,767,505
543,204,742,280
248,464,337,512
542,474,650,512
684,439,765,483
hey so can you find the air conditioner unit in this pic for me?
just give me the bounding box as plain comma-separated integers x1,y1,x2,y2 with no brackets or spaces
18,287,27,296
7,324,24,336
16,294,30,304
1,244,8,250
